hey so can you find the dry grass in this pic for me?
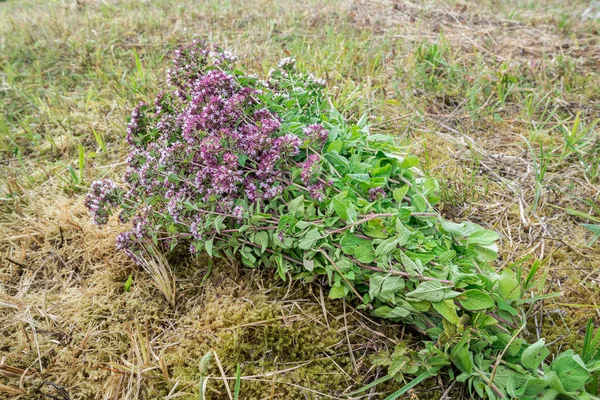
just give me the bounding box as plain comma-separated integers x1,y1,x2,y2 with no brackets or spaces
1,0,600,398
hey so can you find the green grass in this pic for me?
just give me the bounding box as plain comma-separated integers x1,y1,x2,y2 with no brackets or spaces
1,0,600,398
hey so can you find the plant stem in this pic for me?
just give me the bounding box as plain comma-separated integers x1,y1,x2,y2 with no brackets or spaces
319,249,366,304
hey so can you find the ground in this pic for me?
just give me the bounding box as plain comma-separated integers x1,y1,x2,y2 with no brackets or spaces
1,0,599,399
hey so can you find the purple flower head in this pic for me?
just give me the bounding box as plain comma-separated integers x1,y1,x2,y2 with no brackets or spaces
308,182,325,202
369,187,386,201
260,118,281,135
300,154,321,185
274,134,301,156
190,216,204,241
232,205,244,222
303,124,329,145
277,57,296,72
84,179,120,225
126,102,148,146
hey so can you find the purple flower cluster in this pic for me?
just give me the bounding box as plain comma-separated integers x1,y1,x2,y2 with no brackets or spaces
300,154,321,184
87,40,334,257
303,124,329,147
85,179,120,225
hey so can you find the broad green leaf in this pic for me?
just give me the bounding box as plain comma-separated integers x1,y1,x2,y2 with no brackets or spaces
469,241,499,262
458,289,495,311
439,220,484,237
302,255,315,272
407,281,453,302
498,269,521,301
369,274,386,300
550,352,590,392
394,220,412,246
237,153,248,167
329,284,348,299
513,377,548,397
372,164,392,179
379,276,405,302
347,173,370,183
375,237,399,257
401,155,419,168
253,231,269,253
398,251,422,275
452,342,473,374
362,218,388,239
332,196,355,223
412,194,427,212
340,234,371,255
355,245,376,263
288,195,304,218
521,339,550,371
432,300,460,325
393,186,409,203
371,305,410,319
437,249,456,263
205,238,214,257
467,230,500,245
298,228,324,250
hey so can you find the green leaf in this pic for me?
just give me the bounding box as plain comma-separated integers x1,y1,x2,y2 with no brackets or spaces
458,289,495,310
340,235,371,254
401,155,419,169
254,231,269,253
238,153,248,167
498,269,521,301
412,194,427,212
167,173,179,183
205,238,214,257
437,249,456,263
467,230,500,245
332,196,356,223
362,218,388,239
406,281,454,302
452,342,473,374
288,195,304,218
398,251,422,275
372,164,392,179
302,255,315,272
369,274,386,300
375,237,399,257
329,284,348,299
355,245,376,263
469,242,499,262
123,273,133,292
550,352,590,392
357,113,368,127
521,339,550,371
298,228,324,250
379,276,405,302
371,305,410,319
432,300,460,325
393,186,409,203
440,220,484,237
394,220,412,246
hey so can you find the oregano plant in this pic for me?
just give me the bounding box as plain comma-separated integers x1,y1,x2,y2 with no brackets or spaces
87,40,600,399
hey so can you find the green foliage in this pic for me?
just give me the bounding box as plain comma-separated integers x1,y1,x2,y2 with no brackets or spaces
94,45,600,399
